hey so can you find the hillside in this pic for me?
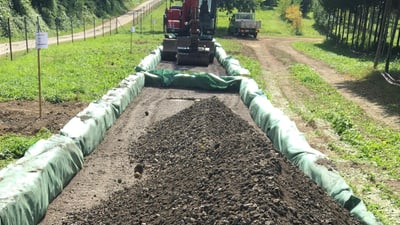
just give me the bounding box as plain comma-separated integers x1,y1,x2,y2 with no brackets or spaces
0,0,139,38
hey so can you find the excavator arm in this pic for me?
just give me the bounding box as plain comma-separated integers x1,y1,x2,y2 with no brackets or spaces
161,0,218,66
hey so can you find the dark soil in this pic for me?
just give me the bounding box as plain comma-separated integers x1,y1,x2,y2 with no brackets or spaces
0,101,87,135
61,97,362,225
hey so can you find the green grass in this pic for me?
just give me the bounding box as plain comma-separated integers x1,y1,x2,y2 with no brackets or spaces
215,7,323,38
0,128,52,168
0,35,161,102
289,63,400,178
255,9,323,37
293,41,374,78
288,63,400,224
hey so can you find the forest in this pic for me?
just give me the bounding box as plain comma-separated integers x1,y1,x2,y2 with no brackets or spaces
313,0,400,73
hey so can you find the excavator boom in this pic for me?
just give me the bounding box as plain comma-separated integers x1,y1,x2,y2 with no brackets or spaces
162,0,217,66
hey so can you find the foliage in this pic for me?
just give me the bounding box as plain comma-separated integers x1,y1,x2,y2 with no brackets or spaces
285,4,302,35
288,62,400,224
0,0,140,37
0,128,51,161
0,0,164,168
217,0,263,14
312,0,329,33
277,0,301,18
300,0,312,16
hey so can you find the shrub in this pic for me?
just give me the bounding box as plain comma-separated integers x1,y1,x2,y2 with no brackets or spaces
285,4,302,35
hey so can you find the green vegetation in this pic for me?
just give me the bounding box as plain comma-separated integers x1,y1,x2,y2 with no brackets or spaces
287,56,400,223
0,128,51,168
289,63,400,179
216,8,321,37
0,35,161,102
293,41,374,78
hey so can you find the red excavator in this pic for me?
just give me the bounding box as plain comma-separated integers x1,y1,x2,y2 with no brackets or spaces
161,0,218,66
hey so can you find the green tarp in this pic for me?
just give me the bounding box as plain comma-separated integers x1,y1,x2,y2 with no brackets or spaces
144,69,242,91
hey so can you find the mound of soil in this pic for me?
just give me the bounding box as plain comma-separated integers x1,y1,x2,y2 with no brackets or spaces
61,97,362,225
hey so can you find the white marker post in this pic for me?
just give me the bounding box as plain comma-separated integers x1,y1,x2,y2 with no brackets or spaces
35,25,48,118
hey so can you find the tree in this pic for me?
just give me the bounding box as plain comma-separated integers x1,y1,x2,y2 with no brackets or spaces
301,0,312,16
217,0,263,14
285,4,302,34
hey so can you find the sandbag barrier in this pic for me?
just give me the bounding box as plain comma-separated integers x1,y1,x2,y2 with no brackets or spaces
0,43,380,225
0,74,145,224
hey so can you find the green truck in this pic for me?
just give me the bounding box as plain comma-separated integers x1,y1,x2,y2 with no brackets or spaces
228,12,261,38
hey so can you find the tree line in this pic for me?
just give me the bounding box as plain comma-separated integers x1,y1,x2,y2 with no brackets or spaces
314,0,400,71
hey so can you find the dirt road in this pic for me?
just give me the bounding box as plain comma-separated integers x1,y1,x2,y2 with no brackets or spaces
242,36,400,132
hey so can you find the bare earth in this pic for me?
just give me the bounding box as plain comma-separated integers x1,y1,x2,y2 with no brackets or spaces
1,36,399,224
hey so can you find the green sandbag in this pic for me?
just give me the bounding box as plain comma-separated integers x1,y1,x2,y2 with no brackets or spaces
0,135,83,225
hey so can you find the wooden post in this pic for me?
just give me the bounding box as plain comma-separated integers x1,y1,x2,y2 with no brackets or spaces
8,18,13,61
56,17,59,45
24,17,29,53
37,48,42,118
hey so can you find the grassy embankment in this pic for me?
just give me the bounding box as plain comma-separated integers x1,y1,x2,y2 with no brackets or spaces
290,41,400,225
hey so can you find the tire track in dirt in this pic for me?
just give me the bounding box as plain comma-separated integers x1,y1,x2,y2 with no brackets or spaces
247,37,400,131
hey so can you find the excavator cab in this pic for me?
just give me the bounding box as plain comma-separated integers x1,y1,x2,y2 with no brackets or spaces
161,0,217,66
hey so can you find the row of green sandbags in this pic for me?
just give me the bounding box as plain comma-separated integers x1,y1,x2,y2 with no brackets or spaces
0,74,145,225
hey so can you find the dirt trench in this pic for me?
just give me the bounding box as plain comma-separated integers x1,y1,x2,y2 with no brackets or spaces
57,96,362,225
39,59,363,224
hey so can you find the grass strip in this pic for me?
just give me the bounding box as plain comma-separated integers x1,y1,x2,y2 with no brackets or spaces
289,63,400,224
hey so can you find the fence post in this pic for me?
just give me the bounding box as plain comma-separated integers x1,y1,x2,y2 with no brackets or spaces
109,18,112,35
102,18,105,36
8,18,13,61
93,18,96,39
116,17,118,34
24,17,29,53
56,17,59,45
71,17,74,43
83,17,86,41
